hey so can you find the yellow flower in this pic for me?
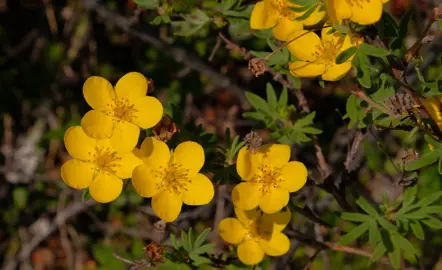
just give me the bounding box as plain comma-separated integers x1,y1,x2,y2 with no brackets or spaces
61,126,142,203
218,207,291,265
288,28,361,81
233,144,307,213
131,137,214,222
421,94,442,132
81,72,163,153
325,0,389,25
250,0,325,41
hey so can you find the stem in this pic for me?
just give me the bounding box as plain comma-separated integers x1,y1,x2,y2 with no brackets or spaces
351,90,393,116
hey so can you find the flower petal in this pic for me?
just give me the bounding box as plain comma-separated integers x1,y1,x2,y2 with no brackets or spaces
109,121,140,153
172,141,205,177
232,182,262,210
297,6,325,26
349,0,383,25
326,0,351,24
237,240,265,265
139,137,170,169
131,96,163,129
64,126,96,160
83,76,116,110
61,159,94,189
89,172,123,203
287,30,323,62
182,173,214,205
152,191,183,222
218,218,246,244
322,62,352,81
234,207,262,226
115,72,148,99
114,152,142,179
236,147,254,180
272,17,303,41
250,1,279,29
279,161,308,192
259,232,290,256
259,187,289,213
259,144,291,169
289,61,326,78
131,164,162,197
81,110,114,139
259,209,291,236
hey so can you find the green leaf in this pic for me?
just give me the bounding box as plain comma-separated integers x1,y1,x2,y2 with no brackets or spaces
341,212,372,222
170,233,179,249
187,228,194,251
278,87,288,107
405,151,440,171
245,91,270,114
377,217,396,231
13,188,28,209
339,222,370,245
266,83,278,112
369,220,381,247
133,0,159,9
82,188,91,201
192,243,215,254
391,233,417,254
287,0,316,6
194,228,211,248
294,112,316,128
295,5,318,21
421,216,442,229
359,43,389,57
388,247,401,269
410,220,425,240
356,198,379,217
189,253,211,266
336,46,358,64
371,241,387,262
415,206,442,215
415,191,442,208
242,111,265,121
181,231,191,252
402,185,418,208
399,9,413,40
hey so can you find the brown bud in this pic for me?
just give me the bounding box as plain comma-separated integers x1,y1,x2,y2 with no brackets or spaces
248,58,266,77
144,242,165,263
147,78,155,93
244,131,262,153
152,115,179,142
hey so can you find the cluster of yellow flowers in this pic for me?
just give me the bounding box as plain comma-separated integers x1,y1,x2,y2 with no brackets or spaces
218,144,308,265
250,0,387,81
61,72,214,222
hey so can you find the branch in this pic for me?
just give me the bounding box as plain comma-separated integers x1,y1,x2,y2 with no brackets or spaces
81,0,249,108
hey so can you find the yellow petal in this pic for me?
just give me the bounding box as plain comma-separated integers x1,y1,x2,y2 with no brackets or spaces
259,187,289,213
131,96,163,129
81,110,114,139
234,207,262,226
250,1,279,29
322,62,352,81
279,161,308,192
152,191,183,222
115,72,148,100
139,137,171,169
325,0,339,24
114,152,142,179
83,76,116,110
289,61,326,78
89,172,123,203
259,144,291,169
287,30,323,62
421,97,442,131
259,209,291,236
61,159,94,189
133,147,142,159
109,121,140,153
237,240,265,265
172,141,205,177
232,182,262,210
272,17,303,41
236,146,255,180
298,5,325,26
218,218,246,244
321,26,341,46
131,164,162,197
64,126,96,160
182,173,214,205
327,0,351,23
259,232,290,256
349,0,383,25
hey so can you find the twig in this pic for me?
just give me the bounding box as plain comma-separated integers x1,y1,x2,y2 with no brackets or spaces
209,36,222,62
3,199,97,270
344,131,365,172
82,0,249,108
351,90,393,116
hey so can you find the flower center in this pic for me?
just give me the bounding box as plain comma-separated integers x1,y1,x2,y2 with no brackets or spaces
107,97,138,122
250,164,282,194
244,221,260,242
89,147,121,174
155,163,190,195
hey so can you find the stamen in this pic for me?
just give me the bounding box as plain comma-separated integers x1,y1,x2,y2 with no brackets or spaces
153,163,191,195
106,97,139,122
88,146,122,175
249,163,283,194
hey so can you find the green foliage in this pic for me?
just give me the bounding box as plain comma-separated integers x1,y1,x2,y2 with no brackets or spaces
406,135,442,173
